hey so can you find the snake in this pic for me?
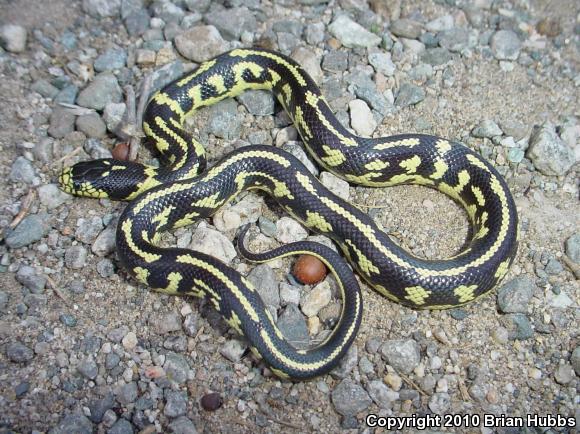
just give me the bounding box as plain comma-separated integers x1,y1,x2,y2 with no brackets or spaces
59,48,519,379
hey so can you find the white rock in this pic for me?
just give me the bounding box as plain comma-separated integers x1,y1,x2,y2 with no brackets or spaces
103,102,127,133
0,24,27,53
189,224,236,263
425,15,455,32
122,331,138,350
291,47,323,84
174,25,227,63
349,99,377,136
328,15,381,48
275,217,308,243
301,280,332,317
213,193,263,232
276,126,298,147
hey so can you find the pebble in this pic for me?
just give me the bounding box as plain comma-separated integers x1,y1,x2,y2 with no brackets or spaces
0,24,27,53
238,90,275,116
207,99,242,140
65,245,88,269
247,264,280,309
94,47,127,72
49,106,76,138
322,51,348,73
565,233,580,263
384,372,403,391
490,30,522,61
60,313,78,327
425,15,455,33
38,184,71,209
31,79,59,99
108,419,134,434
332,345,358,379
5,214,47,248
320,172,349,200
368,51,395,76
189,225,236,264
291,47,323,84
116,381,138,406
75,217,105,243
395,82,425,108
77,357,98,379
15,381,29,398
164,352,190,384
429,392,451,413
16,265,47,293
328,15,381,48
421,47,453,66
83,0,121,18
10,156,39,185
76,113,107,138
279,282,300,306
174,25,227,62
122,331,138,350
151,1,184,23
204,7,256,41
50,412,94,434
281,142,319,175
554,364,575,385
124,8,150,36
105,352,121,370
390,19,422,39
158,311,182,334
168,416,199,433
471,119,503,138
438,28,472,53
219,339,246,363
88,394,114,423
92,227,116,256
164,390,188,418
331,379,372,416
305,22,325,45
76,73,123,111
277,303,309,350
300,280,332,317
200,393,223,411
491,326,509,344
349,99,376,136
275,217,308,243
526,123,576,176
6,341,34,363
366,380,399,409
503,313,534,340
496,276,535,313
380,339,421,374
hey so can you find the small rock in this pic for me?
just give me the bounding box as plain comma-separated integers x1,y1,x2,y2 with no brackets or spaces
328,15,381,48
438,28,472,53
219,339,246,362
472,119,503,138
105,352,121,370
49,412,93,434
425,15,454,32
189,225,236,264
368,52,395,76
77,358,98,380
103,102,127,133
65,245,88,269
331,379,372,416
16,266,46,293
38,184,71,209
76,113,107,138
174,25,227,62
204,7,256,41
497,276,535,313
300,280,332,317
48,106,76,138
332,345,358,379
164,390,188,418
158,311,182,334
320,172,349,200
206,99,242,140
107,419,134,434
380,339,421,374
10,156,38,185
502,313,534,340
96,259,115,278
92,227,116,256
277,304,309,349
421,47,453,66
276,217,308,243
322,51,348,73
395,83,425,108
429,392,451,413
77,73,123,111
349,99,376,136
122,331,138,350
164,352,190,384
305,22,325,45
60,313,78,327
88,394,114,423
554,364,575,385
571,346,580,376
247,264,280,309
390,19,422,39
366,380,399,409
238,90,275,116
490,30,521,61
5,214,47,248
0,24,27,53
291,47,323,84
281,142,318,175
94,47,127,72
15,381,29,398
83,0,121,18
116,381,138,405
168,416,199,433
6,342,34,363
31,79,59,99
527,123,575,176
565,233,580,263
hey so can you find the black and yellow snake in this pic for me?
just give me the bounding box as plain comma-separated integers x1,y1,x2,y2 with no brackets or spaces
59,48,518,379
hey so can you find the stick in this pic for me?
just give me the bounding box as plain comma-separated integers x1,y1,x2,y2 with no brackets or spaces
9,189,36,229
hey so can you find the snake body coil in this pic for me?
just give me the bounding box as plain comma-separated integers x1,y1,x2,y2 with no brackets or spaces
60,48,518,379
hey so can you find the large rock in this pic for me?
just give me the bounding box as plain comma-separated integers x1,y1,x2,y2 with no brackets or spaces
527,123,575,176
174,25,227,63
328,15,381,48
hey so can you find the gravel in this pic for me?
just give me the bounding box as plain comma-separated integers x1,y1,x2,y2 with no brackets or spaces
1,1,578,432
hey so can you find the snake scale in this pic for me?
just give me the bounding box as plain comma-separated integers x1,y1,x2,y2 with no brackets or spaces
59,48,518,379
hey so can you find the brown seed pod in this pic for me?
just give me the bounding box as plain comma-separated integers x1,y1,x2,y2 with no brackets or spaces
200,392,223,411
112,142,130,161
292,255,327,285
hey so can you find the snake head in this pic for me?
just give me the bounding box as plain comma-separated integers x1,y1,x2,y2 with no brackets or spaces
59,159,141,200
